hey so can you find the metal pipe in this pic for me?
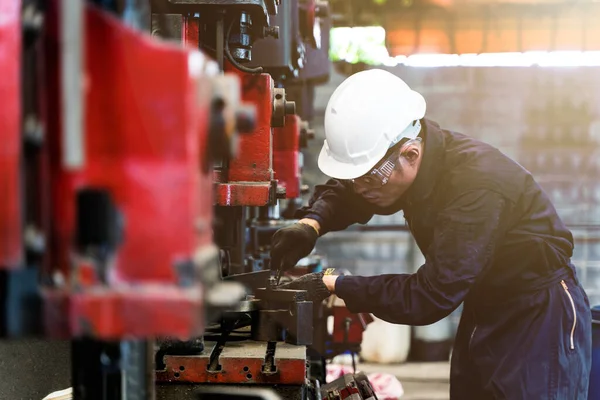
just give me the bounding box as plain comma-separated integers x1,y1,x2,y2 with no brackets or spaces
61,0,85,170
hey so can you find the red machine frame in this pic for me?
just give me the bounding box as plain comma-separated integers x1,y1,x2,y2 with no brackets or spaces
0,0,23,270
41,4,221,340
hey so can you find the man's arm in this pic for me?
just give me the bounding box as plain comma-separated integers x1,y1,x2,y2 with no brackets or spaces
332,189,511,326
271,179,376,272
295,179,376,235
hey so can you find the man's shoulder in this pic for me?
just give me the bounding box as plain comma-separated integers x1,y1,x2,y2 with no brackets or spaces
438,129,532,203
441,127,501,158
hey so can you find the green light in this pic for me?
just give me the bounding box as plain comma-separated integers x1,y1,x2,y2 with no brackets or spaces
329,26,390,65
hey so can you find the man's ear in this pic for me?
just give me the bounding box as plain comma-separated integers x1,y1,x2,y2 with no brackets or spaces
403,146,420,164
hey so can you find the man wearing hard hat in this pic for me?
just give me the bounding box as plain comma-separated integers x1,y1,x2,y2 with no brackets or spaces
271,68,591,398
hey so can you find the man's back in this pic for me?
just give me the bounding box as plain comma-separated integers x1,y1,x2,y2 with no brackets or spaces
416,120,576,294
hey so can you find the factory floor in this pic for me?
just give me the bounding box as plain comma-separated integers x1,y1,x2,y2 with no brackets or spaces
0,339,450,400
359,362,450,400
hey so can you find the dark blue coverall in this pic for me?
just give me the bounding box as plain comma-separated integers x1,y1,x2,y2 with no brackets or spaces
296,119,592,399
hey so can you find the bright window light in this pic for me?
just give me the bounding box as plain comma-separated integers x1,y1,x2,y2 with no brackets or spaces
330,26,388,65
330,27,600,67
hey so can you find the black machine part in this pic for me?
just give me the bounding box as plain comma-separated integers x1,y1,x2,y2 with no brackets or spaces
150,0,276,41
157,384,311,400
151,0,277,17
195,386,283,399
246,0,304,80
206,271,316,346
72,338,155,400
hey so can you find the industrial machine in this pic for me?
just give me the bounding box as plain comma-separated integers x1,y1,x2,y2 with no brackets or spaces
1,0,376,399
2,0,259,398
147,1,375,399
148,1,327,399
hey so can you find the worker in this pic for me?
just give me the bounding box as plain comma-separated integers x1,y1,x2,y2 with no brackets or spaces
270,68,591,398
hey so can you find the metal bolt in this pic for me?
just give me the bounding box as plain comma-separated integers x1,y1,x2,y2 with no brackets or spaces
284,100,296,115
264,26,280,39
22,3,44,32
235,105,256,134
276,186,287,199
24,224,45,254
24,114,44,146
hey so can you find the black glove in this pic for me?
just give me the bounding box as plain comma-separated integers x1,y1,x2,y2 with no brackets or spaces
278,271,331,303
270,222,319,272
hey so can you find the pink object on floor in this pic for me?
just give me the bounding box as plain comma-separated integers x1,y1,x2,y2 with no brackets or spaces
326,364,405,399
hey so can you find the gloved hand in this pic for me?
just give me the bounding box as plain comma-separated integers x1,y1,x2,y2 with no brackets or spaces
278,271,331,303
270,222,319,272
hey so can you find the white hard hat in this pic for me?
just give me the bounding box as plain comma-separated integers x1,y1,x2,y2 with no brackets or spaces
318,69,426,180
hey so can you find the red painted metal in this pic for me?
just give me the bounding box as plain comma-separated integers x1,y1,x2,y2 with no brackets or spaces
42,4,215,339
226,73,274,183
332,306,373,346
214,73,275,206
157,341,307,385
340,386,360,399
70,287,203,339
182,15,200,49
0,0,23,269
215,182,273,206
44,288,203,340
181,14,275,207
273,114,301,199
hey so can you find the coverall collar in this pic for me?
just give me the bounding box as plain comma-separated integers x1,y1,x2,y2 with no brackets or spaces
399,118,445,207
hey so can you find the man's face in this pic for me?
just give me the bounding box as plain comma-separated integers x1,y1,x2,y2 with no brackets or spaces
352,139,423,207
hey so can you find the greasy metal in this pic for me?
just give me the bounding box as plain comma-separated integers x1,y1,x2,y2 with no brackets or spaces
252,288,313,345
157,340,307,385
0,0,23,269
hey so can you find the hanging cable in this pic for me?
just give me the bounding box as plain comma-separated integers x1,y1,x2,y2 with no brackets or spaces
225,18,263,74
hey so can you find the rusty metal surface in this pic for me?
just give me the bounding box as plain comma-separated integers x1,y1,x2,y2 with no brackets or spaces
0,0,23,269
157,340,307,385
